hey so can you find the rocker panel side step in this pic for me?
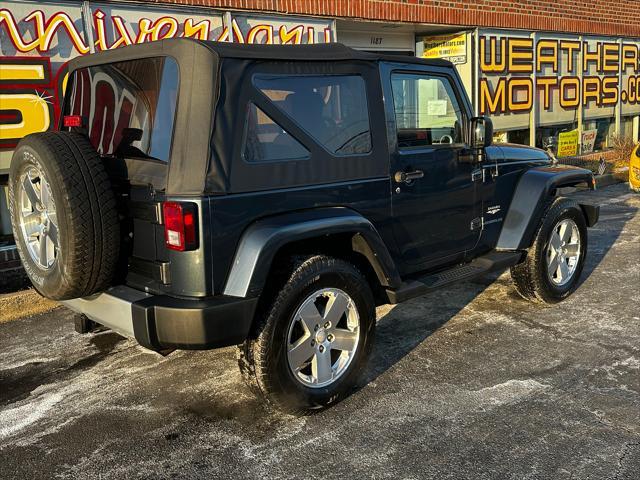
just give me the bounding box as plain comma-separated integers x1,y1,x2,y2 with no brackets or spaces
387,251,523,304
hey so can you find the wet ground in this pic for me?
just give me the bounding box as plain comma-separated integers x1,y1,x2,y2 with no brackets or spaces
1,183,639,479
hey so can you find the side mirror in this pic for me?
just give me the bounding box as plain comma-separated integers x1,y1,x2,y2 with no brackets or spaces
470,116,493,149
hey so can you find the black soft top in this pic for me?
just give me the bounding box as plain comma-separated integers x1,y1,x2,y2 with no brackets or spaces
197,40,452,66
68,38,451,71
66,39,452,195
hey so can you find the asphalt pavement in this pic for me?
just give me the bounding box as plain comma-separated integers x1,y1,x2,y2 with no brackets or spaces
0,183,638,480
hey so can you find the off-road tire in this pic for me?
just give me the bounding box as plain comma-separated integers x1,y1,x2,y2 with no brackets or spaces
510,197,587,304
238,255,376,414
9,132,119,300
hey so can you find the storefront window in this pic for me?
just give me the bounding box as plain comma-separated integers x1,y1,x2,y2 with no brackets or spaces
536,123,577,154
506,129,530,146
583,118,615,152
620,116,639,143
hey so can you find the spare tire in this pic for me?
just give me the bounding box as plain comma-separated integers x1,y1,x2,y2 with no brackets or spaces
8,132,120,300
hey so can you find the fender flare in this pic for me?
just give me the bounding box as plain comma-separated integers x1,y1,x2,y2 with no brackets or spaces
497,166,597,251
223,207,402,298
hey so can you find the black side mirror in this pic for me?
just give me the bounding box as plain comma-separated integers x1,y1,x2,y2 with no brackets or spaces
470,116,493,149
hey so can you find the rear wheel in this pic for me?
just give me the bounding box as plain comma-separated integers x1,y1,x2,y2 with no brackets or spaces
238,255,376,414
510,198,587,304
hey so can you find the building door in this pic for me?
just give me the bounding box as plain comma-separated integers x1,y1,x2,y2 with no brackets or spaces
387,70,482,271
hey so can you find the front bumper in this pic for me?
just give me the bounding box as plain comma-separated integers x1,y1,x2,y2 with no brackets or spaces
62,286,258,351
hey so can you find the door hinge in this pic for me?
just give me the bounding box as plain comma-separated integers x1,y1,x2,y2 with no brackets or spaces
470,217,483,231
471,168,484,182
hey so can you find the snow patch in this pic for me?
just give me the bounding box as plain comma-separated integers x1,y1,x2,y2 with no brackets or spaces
0,391,64,439
0,357,58,371
472,379,550,405
612,357,640,369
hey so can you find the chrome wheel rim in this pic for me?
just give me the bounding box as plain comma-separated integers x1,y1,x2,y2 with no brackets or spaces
18,164,59,269
286,288,360,389
546,218,580,287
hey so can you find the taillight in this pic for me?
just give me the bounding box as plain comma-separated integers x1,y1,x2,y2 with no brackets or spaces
63,115,83,127
162,202,198,251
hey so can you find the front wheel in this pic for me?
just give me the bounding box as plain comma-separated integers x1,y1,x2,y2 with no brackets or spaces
510,198,588,304
238,255,376,414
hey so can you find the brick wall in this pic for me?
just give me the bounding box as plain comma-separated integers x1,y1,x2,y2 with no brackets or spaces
147,1,640,37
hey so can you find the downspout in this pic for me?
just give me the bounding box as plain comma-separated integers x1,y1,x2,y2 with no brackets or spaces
577,35,583,152
529,31,537,147
81,1,95,54
615,37,623,137
473,28,480,117
224,11,233,43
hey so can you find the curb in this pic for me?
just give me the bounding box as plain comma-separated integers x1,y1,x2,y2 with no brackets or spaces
0,244,20,268
595,174,624,188
0,245,28,293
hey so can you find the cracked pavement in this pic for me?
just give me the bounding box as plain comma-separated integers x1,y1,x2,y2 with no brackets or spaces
0,183,638,479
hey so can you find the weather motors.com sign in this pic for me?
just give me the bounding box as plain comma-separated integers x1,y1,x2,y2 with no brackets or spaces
478,35,640,116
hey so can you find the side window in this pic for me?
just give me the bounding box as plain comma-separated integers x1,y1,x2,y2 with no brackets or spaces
253,74,371,156
242,103,309,163
391,73,464,149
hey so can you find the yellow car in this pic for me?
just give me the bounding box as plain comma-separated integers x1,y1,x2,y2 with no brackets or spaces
631,143,640,192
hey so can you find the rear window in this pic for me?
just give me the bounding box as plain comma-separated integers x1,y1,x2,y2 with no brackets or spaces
253,74,372,156
66,56,179,162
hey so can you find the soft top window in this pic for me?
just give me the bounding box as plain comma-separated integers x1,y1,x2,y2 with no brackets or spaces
253,74,372,156
66,56,179,162
243,103,310,163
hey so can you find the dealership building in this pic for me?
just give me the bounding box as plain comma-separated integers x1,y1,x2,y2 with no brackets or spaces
0,0,639,260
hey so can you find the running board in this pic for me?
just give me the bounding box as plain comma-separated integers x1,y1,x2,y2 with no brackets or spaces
387,251,523,304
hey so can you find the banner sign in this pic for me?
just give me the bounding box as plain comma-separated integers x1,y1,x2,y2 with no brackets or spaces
581,129,598,154
422,34,467,65
557,129,579,157
0,0,333,161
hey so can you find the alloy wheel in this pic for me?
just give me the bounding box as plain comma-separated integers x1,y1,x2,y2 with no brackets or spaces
286,288,360,388
546,218,581,286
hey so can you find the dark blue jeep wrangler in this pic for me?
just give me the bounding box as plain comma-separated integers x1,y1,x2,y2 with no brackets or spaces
8,39,598,413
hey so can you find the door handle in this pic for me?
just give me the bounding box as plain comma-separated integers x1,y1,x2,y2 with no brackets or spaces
394,170,424,184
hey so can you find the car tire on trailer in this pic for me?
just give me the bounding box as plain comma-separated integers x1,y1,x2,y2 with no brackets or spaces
8,132,120,300
510,197,588,304
238,255,376,414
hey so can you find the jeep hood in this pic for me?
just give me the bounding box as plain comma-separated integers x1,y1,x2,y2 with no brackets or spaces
498,143,551,163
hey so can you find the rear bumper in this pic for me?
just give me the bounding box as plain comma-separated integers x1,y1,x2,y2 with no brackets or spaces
61,286,258,351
